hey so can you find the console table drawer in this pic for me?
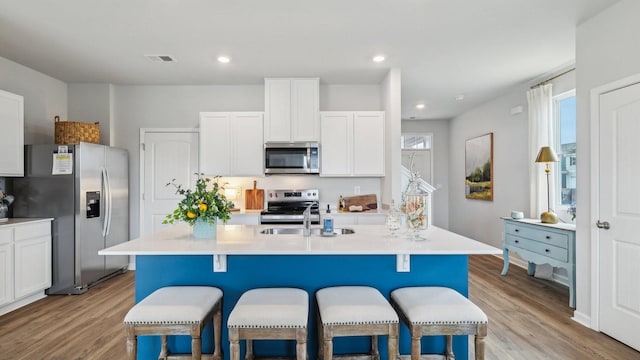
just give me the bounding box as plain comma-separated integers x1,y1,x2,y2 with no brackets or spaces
505,234,568,262
505,222,568,249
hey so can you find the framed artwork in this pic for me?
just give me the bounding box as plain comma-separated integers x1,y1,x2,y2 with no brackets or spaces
465,132,493,201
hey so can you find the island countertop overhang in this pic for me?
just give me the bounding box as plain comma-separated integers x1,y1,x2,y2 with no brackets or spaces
99,224,501,256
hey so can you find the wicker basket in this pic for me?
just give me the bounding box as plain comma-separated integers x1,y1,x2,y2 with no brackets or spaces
54,116,100,144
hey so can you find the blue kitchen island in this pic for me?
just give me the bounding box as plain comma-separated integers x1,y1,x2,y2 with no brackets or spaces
100,224,500,360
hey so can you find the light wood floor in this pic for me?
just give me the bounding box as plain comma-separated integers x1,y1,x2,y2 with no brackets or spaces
0,256,638,359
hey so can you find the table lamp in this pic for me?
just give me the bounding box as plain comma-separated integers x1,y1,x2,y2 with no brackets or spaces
535,146,559,224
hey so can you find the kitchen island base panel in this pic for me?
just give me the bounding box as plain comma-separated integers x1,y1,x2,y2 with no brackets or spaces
134,254,470,360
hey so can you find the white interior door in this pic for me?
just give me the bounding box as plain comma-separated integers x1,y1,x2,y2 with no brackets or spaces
402,150,432,184
141,130,199,236
598,81,640,351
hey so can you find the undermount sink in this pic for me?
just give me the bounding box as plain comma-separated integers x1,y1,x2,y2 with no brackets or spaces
260,227,355,235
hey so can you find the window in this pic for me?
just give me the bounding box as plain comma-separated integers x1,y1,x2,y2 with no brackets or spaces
553,90,576,214
401,134,431,150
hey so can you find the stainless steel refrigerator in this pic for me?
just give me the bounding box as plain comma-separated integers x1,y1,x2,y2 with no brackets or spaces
12,142,129,294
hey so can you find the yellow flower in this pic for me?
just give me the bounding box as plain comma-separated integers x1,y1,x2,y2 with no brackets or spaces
187,211,196,219
199,203,207,212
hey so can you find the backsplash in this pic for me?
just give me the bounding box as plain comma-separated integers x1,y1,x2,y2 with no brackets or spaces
219,176,382,212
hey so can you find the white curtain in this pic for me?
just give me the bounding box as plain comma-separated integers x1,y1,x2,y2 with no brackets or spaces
527,84,555,218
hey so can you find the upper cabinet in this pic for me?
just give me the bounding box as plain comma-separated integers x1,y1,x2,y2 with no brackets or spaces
200,112,264,176
264,78,319,142
320,111,385,177
0,90,24,177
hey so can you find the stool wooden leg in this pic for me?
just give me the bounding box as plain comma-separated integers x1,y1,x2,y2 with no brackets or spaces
410,324,421,360
246,340,255,360
160,335,168,359
191,324,202,360
475,324,487,360
388,323,398,360
296,328,307,360
125,325,137,360
445,335,454,360
323,325,333,360
371,335,380,360
317,313,324,360
229,328,240,360
213,304,223,360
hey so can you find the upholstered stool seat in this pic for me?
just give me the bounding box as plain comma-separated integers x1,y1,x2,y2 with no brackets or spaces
227,288,308,360
390,287,488,360
124,286,223,360
316,286,398,360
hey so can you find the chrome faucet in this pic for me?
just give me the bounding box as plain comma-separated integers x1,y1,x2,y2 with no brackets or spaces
303,202,316,237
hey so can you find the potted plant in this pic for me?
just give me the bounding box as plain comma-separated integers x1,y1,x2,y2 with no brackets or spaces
162,174,233,239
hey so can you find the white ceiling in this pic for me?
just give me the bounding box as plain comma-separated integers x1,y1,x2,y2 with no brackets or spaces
0,0,618,120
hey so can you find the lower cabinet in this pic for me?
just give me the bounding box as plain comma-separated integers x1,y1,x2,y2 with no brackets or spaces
227,213,260,225
332,213,386,226
0,219,52,316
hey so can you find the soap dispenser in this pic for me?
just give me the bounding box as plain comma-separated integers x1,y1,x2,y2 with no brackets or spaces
323,204,334,234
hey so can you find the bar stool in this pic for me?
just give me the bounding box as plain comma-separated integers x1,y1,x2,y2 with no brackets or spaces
390,286,488,360
316,286,399,360
227,288,308,360
123,286,223,360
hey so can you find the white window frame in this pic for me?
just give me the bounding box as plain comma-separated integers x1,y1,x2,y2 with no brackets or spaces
552,89,576,221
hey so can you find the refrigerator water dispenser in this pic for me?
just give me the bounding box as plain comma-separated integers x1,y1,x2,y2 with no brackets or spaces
86,191,100,218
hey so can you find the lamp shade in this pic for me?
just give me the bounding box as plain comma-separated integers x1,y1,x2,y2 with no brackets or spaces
535,146,559,163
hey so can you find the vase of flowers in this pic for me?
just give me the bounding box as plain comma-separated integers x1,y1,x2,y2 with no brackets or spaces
162,174,233,239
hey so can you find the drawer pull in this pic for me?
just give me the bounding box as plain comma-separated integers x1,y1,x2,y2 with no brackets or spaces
546,235,551,239
545,249,550,253
515,240,519,243
515,229,520,232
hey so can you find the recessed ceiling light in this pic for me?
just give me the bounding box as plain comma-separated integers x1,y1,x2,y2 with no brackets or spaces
373,55,385,63
455,94,465,101
415,104,425,109
217,56,231,63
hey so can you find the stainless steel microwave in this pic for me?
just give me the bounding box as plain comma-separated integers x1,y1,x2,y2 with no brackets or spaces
264,142,320,174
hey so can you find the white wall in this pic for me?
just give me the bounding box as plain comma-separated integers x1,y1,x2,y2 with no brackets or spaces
382,69,402,207
574,0,640,324
447,82,530,249
111,84,384,238
402,119,450,229
321,84,381,110
0,56,67,144
68,83,113,145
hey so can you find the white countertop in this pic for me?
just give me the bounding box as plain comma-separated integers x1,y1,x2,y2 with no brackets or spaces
99,224,500,256
0,218,53,226
501,217,576,231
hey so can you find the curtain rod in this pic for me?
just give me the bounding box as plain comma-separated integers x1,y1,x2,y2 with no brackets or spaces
530,67,576,89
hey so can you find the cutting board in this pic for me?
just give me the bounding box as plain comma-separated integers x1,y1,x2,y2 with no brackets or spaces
244,180,264,210
344,194,377,212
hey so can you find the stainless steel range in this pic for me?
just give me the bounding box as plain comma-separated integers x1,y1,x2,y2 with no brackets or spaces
260,189,320,225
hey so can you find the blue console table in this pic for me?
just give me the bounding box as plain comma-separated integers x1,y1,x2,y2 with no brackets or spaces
501,218,576,308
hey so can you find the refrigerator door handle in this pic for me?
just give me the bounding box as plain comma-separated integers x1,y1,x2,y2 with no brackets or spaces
101,167,112,237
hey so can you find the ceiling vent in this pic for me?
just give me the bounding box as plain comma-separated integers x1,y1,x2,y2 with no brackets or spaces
144,54,177,63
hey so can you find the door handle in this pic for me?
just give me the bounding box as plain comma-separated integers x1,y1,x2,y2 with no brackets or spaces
596,220,610,230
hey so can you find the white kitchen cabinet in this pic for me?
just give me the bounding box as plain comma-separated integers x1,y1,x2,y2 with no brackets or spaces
200,112,264,176
0,230,14,307
320,111,385,177
264,78,319,142
14,222,51,299
332,212,387,225
0,89,25,177
0,219,52,316
227,213,260,225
